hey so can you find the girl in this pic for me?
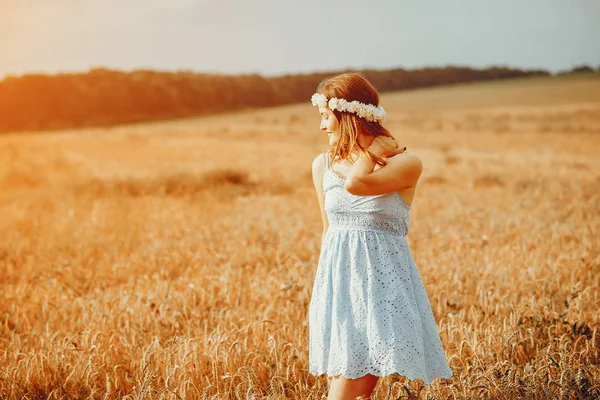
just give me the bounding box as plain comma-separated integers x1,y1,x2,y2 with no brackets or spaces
309,73,452,399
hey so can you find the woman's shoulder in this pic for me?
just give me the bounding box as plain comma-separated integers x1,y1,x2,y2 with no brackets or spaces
312,152,328,171
312,152,328,181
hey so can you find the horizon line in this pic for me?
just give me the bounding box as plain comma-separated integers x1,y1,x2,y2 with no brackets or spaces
1,62,591,81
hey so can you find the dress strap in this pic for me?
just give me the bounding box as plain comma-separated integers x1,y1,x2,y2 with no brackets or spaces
323,152,330,170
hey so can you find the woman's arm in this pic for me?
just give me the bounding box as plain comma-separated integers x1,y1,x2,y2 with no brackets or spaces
312,153,329,246
345,138,421,196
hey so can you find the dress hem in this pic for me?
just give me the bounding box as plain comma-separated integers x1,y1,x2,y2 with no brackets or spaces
309,367,453,386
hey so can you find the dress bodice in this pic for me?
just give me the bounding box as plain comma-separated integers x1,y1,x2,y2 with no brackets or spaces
323,166,410,237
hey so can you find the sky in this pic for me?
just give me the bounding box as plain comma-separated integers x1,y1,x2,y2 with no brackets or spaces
1,0,599,79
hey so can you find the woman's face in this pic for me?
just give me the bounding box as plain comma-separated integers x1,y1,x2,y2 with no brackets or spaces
319,106,340,147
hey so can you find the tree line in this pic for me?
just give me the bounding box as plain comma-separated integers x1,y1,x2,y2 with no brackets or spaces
0,65,552,133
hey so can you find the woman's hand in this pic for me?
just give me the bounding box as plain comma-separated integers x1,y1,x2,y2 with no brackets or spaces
368,136,405,158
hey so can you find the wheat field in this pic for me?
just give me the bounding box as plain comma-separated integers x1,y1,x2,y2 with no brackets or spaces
0,74,599,399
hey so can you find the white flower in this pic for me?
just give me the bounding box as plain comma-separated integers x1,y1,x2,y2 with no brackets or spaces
311,93,328,108
328,98,339,110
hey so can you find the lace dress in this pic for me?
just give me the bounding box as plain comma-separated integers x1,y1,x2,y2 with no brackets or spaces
308,154,453,384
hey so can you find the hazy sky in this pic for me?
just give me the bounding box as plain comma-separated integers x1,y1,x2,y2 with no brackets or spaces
1,0,599,78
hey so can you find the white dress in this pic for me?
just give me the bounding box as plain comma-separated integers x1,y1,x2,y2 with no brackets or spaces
308,154,453,384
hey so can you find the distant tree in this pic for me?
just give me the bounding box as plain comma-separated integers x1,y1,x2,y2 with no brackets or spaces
570,65,596,74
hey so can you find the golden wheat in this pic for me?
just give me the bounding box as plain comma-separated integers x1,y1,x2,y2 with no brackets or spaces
0,75,599,399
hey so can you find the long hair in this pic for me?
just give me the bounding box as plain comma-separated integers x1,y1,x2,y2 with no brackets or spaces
316,72,393,166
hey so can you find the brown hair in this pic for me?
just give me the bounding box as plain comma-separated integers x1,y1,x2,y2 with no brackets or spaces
316,72,393,166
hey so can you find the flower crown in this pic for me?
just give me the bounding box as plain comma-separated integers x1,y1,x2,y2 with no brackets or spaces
311,93,386,123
